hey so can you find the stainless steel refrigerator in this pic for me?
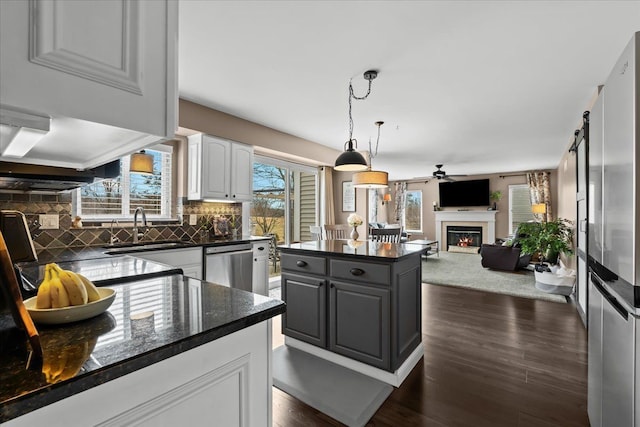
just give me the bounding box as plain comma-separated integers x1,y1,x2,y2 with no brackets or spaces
587,32,640,427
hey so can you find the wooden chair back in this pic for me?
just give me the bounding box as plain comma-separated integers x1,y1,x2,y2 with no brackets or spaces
324,224,350,239
369,227,402,243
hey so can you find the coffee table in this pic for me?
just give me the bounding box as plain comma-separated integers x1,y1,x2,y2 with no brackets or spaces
405,239,439,260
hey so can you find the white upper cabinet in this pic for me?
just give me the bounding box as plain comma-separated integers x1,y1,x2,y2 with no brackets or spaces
0,0,178,169
188,134,254,202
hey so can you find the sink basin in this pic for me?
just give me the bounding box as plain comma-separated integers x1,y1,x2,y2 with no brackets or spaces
103,240,189,254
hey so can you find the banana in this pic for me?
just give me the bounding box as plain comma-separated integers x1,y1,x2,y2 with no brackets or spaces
76,273,101,302
43,347,68,384
52,264,88,306
57,341,89,382
48,265,71,308
35,265,52,309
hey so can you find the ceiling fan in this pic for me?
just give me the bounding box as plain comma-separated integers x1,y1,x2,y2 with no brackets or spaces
430,164,466,182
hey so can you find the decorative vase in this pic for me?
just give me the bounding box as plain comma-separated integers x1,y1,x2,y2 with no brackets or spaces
350,226,359,240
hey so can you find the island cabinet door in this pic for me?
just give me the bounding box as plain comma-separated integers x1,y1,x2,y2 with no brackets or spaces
281,273,327,347
329,280,391,370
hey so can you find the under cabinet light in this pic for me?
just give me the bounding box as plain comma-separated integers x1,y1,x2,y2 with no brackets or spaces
0,107,50,158
0,126,48,157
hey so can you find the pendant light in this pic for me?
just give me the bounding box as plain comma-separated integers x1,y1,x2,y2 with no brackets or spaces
352,121,389,188
130,150,154,174
334,70,378,171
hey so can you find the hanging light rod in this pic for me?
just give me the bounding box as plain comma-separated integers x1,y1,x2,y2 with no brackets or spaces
334,70,378,171
353,120,389,188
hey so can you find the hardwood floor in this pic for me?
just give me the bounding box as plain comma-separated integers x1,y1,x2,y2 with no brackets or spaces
272,283,589,426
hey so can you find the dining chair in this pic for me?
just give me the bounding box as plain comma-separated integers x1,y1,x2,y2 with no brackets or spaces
324,224,350,239
369,227,402,243
309,226,323,240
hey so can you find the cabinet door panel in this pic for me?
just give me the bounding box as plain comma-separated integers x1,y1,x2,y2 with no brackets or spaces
0,0,175,139
231,144,254,201
395,265,421,367
202,138,231,199
329,280,390,370
281,273,326,347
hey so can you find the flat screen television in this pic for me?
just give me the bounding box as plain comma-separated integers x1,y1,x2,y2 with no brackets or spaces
439,179,490,207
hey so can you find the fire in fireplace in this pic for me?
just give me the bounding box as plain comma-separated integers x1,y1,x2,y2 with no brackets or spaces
446,226,483,249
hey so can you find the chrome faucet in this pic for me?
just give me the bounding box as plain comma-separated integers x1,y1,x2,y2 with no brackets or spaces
132,207,147,244
110,219,120,245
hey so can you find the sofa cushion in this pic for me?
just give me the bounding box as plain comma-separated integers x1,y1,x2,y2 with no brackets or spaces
480,244,529,272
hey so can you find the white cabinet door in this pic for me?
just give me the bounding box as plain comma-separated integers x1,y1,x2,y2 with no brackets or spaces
231,143,254,201
201,136,232,200
133,247,202,280
5,321,273,427
0,0,177,168
188,134,253,202
181,265,202,280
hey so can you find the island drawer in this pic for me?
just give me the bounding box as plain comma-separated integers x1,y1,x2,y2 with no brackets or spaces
330,259,390,286
281,253,327,275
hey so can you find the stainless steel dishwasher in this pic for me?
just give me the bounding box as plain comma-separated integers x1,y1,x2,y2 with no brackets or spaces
204,243,254,292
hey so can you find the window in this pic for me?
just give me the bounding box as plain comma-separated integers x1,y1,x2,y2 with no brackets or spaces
404,190,422,233
508,184,534,234
75,147,172,220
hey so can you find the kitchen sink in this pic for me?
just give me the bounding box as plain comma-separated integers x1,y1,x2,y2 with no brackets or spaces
103,240,190,254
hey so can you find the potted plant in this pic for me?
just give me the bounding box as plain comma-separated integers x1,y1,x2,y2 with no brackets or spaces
516,218,574,266
489,190,502,210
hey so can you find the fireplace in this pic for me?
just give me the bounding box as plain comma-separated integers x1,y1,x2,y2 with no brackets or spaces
447,226,483,251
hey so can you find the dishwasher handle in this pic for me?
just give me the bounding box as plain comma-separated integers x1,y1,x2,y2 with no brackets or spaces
205,243,253,255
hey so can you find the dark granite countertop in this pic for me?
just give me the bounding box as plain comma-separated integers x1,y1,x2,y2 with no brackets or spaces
278,240,427,260
0,274,285,422
28,235,271,264
17,255,184,299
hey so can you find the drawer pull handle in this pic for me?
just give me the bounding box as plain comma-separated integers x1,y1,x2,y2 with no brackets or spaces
257,246,265,251
296,260,308,267
350,268,365,276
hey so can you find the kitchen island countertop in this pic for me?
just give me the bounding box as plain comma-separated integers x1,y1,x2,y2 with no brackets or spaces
0,274,285,423
277,239,429,259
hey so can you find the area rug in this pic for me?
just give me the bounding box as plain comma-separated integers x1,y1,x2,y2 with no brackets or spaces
273,346,392,427
422,252,567,303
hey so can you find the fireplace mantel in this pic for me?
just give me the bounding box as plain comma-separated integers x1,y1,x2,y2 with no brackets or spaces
434,210,498,249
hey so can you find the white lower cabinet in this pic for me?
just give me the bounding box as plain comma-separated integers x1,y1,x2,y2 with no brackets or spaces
252,241,269,296
5,320,273,427
132,247,202,279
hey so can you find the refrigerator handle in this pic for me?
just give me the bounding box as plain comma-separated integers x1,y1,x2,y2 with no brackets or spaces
591,273,629,321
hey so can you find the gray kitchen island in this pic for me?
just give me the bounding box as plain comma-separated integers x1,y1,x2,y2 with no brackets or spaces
277,239,426,386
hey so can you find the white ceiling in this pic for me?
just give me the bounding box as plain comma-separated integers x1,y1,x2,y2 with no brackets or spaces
178,1,639,180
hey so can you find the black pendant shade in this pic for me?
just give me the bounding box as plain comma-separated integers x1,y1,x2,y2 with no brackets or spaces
334,140,368,171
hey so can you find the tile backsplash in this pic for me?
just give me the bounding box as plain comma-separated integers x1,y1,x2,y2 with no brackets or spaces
0,192,242,250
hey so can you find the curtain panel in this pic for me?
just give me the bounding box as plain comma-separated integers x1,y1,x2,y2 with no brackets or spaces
321,166,335,226
394,181,408,227
526,171,552,222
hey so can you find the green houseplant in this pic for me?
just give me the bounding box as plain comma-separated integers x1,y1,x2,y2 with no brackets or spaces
489,190,502,210
516,218,574,265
